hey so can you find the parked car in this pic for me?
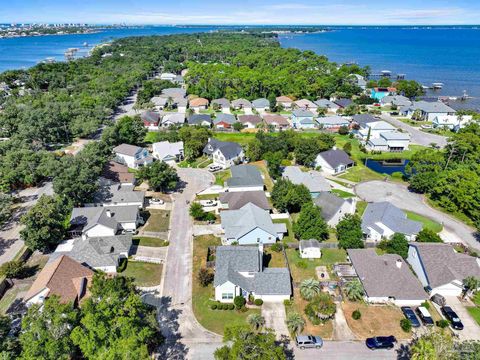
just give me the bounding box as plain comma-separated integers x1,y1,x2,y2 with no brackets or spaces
431,293,446,307
208,165,222,172
200,199,217,207
401,307,421,328
150,198,165,205
295,335,323,350
365,336,397,350
441,306,464,330
416,306,434,326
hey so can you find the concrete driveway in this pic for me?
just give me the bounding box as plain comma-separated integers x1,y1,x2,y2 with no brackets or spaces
381,113,447,148
294,341,400,360
193,224,223,237
444,296,480,341
262,302,289,339
355,181,480,251
333,302,357,341
131,245,167,263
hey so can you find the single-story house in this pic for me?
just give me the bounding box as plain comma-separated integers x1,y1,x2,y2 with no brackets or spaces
151,96,168,111
400,101,457,122
102,161,135,185
225,165,264,192
294,99,318,111
53,234,132,274
214,246,291,303
407,243,480,297
89,183,145,208
315,99,340,113
362,202,422,242
348,249,427,306
263,114,290,130
291,109,316,129
187,114,212,127
174,98,188,113
24,255,93,307
314,192,356,227
333,98,352,109
231,98,252,111
213,113,237,129
315,149,354,175
219,191,271,211
371,87,397,101
299,239,321,259
161,112,185,127
189,97,209,112
220,203,286,245
141,110,160,129
238,115,262,129
159,72,177,82
276,95,293,109
351,114,378,128
152,141,184,162
160,87,186,99
367,131,410,152
211,98,231,111
380,95,412,108
113,144,153,169
282,166,331,197
316,115,350,131
252,98,270,112
203,138,244,169
432,114,473,130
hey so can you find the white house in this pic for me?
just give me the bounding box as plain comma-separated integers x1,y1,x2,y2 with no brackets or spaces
238,115,262,129
252,98,270,112
357,120,397,140
291,109,316,129
203,138,244,169
314,192,356,227
314,99,340,113
276,95,293,109
349,249,427,307
220,203,286,245
159,72,177,82
113,144,153,169
214,246,291,303
432,114,473,130
152,141,184,162
367,131,410,152
407,243,480,297
161,113,185,127
316,115,350,131
401,101,456,122
315,149,354,175
299,239,321,259
294,99,318,112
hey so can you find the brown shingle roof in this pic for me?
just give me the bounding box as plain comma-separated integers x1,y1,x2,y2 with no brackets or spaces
25,255,94,304
189,97,209,107
276,96,293,102
219,191,271,211
263,114,290,126
238,115,262,125
102,161,135,184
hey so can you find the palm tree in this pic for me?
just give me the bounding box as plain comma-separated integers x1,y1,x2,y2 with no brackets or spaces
462,276,480,299
286,312,305,335
344,279,364,301
247,313,265,332
299,278,321,301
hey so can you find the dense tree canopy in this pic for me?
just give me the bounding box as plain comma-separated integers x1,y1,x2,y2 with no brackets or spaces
293,202,329,241
336,214,364,249
103,115,147,146
271,179,311,213
137,161,179,192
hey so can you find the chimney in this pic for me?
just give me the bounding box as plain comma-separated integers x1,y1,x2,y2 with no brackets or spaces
106,209,113,218
396,259,402,269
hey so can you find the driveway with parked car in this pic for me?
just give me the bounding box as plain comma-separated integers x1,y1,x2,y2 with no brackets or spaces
444,296,480,340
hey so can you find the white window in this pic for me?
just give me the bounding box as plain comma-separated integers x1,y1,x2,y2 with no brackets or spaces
222,293,234,300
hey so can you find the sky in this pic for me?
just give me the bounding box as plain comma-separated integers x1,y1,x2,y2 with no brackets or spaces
1,0,480,25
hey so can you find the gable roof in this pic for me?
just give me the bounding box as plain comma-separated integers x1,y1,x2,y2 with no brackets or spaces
292,109,314,117
263,114,289,126
276,95,293,102
316,115,350,126
348,249,427,300
362,202,422,236
366,120,396,131
238,115,262,125
152,141,184,159
141,110,160,124
232,98,252,108
352,114,378,126
162,112,185,125
252,98,270,108
70,205,139,232
409,101,456,114
92,184,144,206
161,88,186,99
203,138,243,160
102,161,135,184
380,131,410,141
299,239,321,250
189,97,209,107
214,113,236,125
212,98,231,108
113,144,143,157
226,165,263,188
314,192,351,222
333,98,352,108
294,99,317,108
219,191,271,211
188,114,212,125
315,99,339,109
221,203,280,240
317,149,354,168
25,255,93,304
409,243,480,288
282,166,331,193
381,95,412,107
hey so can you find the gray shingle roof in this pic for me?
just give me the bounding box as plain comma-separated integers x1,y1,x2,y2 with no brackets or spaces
282,166,330,193
316,115,350,126
211,98,231,108
334,98,352,108
254,268,291,295
317,149,354,169
362,202,422,236
238,115,262,125
314,192,350,222
188,114,212,125
214,113,236,125
299,239,321,250
252,98,270,108
232,99,252,108
263,114,289,126
226,165,263,188
292,109,314,117
381,95,412,107
161,113,185,125
113,144,143,157
315,99,339,109
70,205,139,233
352,114,378,126
203,138,242,160
92,184,145,206
152,141,184,160
380,131,410,141
409,243,480,288
348,249,427,300
219,191,271,211
409,101,456,114
161,88,186,99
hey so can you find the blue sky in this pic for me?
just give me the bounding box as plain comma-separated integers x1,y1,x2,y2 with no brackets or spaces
1,0,480,25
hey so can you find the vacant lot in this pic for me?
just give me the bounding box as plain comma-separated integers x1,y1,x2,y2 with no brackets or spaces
143,209,171,232
121,261,163,287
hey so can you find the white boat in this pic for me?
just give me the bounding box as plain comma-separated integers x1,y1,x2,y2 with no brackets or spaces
432,82,444,89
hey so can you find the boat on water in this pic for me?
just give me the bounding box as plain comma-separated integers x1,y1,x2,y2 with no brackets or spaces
432,82,444,90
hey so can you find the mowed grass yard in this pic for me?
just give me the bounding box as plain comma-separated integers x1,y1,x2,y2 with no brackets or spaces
467,292,480,327
214,169,231,186
192,235,261,335
121,260,163,287
132,236,169,247
143,209,171,233
405,210,443,233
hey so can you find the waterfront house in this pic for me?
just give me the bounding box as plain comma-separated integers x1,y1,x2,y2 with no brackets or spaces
294,99,318,111
231,98,252,111
238,114,262,129
219,191,271,211
252,98,270,112
220,203,287,245
407,243,480,297
212,98,231,112
371,87,397,101
152,141,184,162
299,239,321,259
214,246,291,303
314,192,356,227
203,138,244,169
432,114,473,130
316,115,351,131
367,131,410,152
400,101,456,122
225,165,264,192
356,120,396,140
113,144,153,169
189,97,209,112
380,95,412,108
361,202,422,242
141,110,160,130
348,249,427,306
314,149,354,175
213,113,237,129
282,166,331,197
291,109,316,129
315,99,340,113
276,95,293,109
187,114,212,127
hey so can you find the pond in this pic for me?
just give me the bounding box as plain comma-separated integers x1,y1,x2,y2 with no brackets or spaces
364,159,410,175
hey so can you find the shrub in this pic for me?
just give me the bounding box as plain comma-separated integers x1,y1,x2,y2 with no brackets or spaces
352,309,361,320
198,268,214,287
254,299,264,306
436,319,450,328
0,260,26,278
210,303,218,310
234,296,246,310
271,242,283,252
284,299,293,307
239,306,248,313
228,304,235,310
116,258,128,273
297,260,308,269
420,301,430,310
400,318,412,332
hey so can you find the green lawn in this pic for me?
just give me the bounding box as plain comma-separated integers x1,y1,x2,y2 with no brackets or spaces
286,248,347,283
251,160,274,192
144,131,159,143
213,132,256,146
356,200,368,217
331,189,356,198
121,261,163,287
339,164,385,183
143,210,171,233
0,283,30,315
178,156,212,169
192,235,260,335
132,237,169,247
215,170,231,186
467,307,480,327
263,247,286,268
405,210,443,233
274,218,295,243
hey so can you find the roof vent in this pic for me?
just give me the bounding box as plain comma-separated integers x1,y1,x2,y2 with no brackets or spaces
106,209,113,218
396,259,402,269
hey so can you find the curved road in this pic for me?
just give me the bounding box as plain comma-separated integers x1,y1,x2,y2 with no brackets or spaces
355,180,480,251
